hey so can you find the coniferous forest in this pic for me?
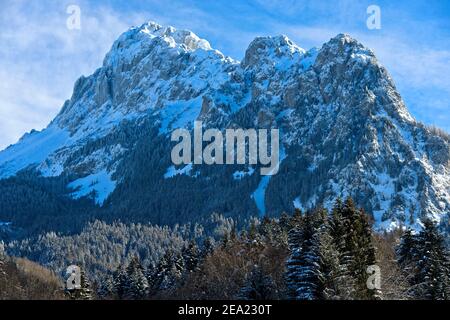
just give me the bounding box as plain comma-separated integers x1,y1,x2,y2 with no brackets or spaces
1,198,448,300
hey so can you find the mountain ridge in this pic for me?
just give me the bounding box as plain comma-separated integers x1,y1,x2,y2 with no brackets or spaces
0,21,449,234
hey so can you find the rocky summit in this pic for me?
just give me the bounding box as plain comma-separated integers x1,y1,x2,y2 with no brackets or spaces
0,22,449,234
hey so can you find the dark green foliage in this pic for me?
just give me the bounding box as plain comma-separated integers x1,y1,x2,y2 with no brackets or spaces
314,223,354,300
397,229,417,266
0,172,99,237
112,267,128,299
398,220,450,300
96,275,114,299
239,265,277,300
285,226,304,299
200,237,215,258
182,240,200,274
338,199,378,299
4,195,447,300
109,257,150,299
147,249,185,294
285,199,380,300
7,214,235,284
123,257,149,299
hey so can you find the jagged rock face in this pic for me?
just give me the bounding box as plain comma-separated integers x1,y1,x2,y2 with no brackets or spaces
0,22,449,231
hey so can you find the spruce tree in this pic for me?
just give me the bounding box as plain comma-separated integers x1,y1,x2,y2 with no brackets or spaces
285,226,303,299
413,220,450,300
355,209,380,299
329,198,348,267
339,198,379,299
279,212,291,233
182,240,200,273
397,228,420,296
201,237,214,259
397,229,417,266
291,208,303,228
145,262,160,296
113,267,128,299
315,223,355,300
247,221,259,242
330,199,346,252
285,211,321,300
124,256,149,299
239,265,277,300
96,275,114,299
150,250,185,293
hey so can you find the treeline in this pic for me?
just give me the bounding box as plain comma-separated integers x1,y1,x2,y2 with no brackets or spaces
94,198,380,299
94,239,214,300
2,198,449,300
64,199,449,300
6,213,234,283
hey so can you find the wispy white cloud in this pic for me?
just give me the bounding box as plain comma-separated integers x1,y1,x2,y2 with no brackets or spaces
0,0,153,149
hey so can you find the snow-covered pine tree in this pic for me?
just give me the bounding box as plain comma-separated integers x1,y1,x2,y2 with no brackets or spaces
151,249,185,293
330,199,346,252
112,267,128,299
297,210,326,300
239,265,277,300
285,225,303,299
340,198,361,259
315,222,355,300
339,198,379,299
397,229,417,266
167,251,185,289
279,212,291,233
329,199,356,285
259,216,279,243
96,275,114,299
145,262,160,296
124,256,149,299
285,211,321,300
247,221,260,242
182,240,200,274
201,237,215,259
354,209,380,299
413,219,450,300
396,228,420,298
290,208,304,229
79,269,93,300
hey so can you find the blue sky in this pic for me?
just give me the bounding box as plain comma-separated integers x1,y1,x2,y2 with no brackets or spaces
0,0,449,149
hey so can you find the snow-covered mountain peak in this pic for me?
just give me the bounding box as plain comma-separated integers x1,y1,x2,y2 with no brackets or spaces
315,33,376,67
0,26,449,233
103,21,214,69
242,35,306,69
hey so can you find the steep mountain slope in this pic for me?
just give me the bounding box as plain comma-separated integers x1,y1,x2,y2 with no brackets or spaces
0,22,449,233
